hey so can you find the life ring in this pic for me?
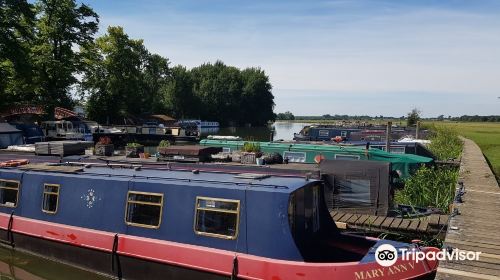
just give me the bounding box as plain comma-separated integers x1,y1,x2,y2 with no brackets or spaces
0,159,30,167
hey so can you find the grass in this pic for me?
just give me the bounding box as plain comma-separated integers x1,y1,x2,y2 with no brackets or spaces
395,166,459,213
425,121,500,179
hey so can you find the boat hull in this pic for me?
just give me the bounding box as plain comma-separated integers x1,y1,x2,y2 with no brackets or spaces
0,229,227,280
0,213,437,280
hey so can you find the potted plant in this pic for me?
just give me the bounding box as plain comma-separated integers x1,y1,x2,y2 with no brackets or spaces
125,142,145,158
240,142,262,164
95,136,114,157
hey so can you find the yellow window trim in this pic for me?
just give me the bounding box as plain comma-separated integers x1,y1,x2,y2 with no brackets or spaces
42,184,60,214
124,191,163,229
0,179,20,208
194,196,240,240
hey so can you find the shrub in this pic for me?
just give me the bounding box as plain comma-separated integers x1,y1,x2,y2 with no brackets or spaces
126,142,142,148
242,142,261,153
158,140,171,148
395,166,458,213
427,125,463,160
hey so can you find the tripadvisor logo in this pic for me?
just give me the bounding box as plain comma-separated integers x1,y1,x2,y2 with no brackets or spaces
375,244,398,267
374,243,482,267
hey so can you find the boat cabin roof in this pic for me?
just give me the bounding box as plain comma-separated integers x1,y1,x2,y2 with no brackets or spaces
7,164,313,194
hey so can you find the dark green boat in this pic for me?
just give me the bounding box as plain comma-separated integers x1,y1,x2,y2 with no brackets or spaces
199,139,433,178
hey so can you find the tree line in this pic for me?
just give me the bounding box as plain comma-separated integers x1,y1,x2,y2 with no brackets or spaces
1,0,275,126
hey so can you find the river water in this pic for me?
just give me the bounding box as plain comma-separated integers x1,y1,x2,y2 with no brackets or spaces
202,121,308,141
0,122,311,279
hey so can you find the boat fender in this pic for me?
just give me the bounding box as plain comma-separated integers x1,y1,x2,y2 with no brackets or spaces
111,234,122,279
231,256,238,280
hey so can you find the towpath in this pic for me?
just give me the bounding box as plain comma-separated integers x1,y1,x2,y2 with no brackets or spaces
435,138,500,279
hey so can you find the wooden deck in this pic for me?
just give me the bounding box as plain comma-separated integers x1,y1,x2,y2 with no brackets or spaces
435,138,500,280
330,210,449,237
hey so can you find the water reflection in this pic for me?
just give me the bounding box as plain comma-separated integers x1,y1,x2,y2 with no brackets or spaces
198,122,311,141
0,247,109,280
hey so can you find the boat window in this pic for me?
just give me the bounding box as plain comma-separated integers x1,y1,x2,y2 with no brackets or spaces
389,147,406,154
222,147,231,153
42,184,60,214
334,154,360,160
318,130,329,137
0,180,20,208
125,191,163,229
194,197,240,239
341,131,347,137
283,151,306,163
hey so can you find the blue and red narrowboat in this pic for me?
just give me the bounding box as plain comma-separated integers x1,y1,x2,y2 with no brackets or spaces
0,162,438,279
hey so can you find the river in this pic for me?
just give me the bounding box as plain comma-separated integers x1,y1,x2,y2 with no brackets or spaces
202,121,308,141
0,122,311,279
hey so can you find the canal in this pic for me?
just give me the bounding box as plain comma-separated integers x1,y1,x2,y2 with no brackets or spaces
202,121,308,141
0,122,311,279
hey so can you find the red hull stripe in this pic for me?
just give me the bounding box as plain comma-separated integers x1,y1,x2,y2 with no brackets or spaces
0,213,437,280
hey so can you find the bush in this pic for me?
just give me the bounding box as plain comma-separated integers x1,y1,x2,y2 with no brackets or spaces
242,142,261,153
126,142,142,148
158,140,171,148
395,166,459,213
427,125,463,160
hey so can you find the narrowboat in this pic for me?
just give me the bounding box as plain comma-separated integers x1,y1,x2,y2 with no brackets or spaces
293,126,363,141
293,125,427,142
199,140,433,178
0,162,439,279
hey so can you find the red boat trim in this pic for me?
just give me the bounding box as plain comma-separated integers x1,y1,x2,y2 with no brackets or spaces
0,213,438,280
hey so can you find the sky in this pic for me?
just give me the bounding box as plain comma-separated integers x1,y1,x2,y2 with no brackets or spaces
81,0,500,117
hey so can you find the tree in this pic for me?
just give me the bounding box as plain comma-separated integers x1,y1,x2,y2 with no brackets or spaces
0,0,36,110
239,67,275,125
32,0,98,116
190,61,243,125
276,111,295,120
161,65,196,118
407,108,421,127
142,54,170,114
81,26,148,124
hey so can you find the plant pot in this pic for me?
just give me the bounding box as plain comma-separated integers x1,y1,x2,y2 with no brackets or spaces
126,145,145,158
241,152,257,164
95,144,114,157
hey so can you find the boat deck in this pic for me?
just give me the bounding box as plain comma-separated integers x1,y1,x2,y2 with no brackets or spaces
435,138,500,280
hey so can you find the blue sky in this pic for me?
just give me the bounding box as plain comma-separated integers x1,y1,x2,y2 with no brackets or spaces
82,0,500,117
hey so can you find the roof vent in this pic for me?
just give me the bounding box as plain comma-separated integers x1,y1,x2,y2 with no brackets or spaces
234,173,271,180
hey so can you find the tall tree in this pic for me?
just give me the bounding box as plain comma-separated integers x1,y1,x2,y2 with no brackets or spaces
0,0,35,110
190,61,242,125
32,0,98,115
82,26,153,123
240,67,275,125
142,54,170,114
161,65,196,118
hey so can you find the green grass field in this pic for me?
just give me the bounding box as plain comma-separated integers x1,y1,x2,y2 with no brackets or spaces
426,122,500,179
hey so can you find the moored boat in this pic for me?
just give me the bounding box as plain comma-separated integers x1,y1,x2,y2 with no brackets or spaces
0,162,438,279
